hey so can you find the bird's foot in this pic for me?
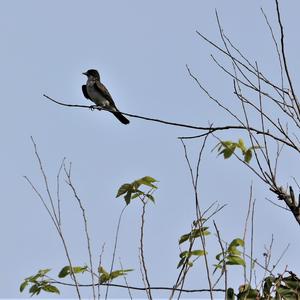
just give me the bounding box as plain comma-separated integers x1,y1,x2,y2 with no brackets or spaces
89,105,97,111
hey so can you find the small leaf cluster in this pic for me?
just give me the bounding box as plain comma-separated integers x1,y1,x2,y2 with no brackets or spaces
20,269,59,296
98,266,133,284
214,238,245,273
20,265,133,296
226,273,300,299
20,266,87,296
217,139,260,163
262,273,300,299
177,226,210,268
116,176,158,205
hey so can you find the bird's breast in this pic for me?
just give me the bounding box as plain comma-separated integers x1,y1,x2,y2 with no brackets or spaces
86,85,110,107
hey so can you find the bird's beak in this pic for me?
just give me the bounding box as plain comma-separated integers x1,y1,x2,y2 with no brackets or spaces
82,72,88,76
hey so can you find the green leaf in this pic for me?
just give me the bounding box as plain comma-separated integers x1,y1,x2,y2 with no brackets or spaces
226,255,246,266
179,251,189,258
177,257,186,269
237,286,260,299
276,285,298,299
20,280,29,292
145,194,155,203
58,266,70,278
221,141,234,147
58,265,85,278
179,233,190,244
99,267,133,284
29,284,40,296
213,263,223,271
27,273,42,282
130,190,144,200
99,266,114,283
132,176,158,190
283,276,300,290
72,266,87,274
137,176,158,188
191,228,211,239
229,238,244,248
263,276,275,297
121,268,134,273
222,147,235,159
124,191,132,205
42,285,60,294
98,266,109,276
116,183,132,197
244,148,252,163
109,269,134,281
187,262,193,267
190,250,206,256
238,139,246,152
38,269,51,276
227,248,241,256
226,288,235,300
238,283,251,293
216,252,223,261
213,262,224,275
100,273,110,284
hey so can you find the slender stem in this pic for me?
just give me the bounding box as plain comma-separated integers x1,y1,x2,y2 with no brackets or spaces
213,221,227,300
64,162,96,299
105,206,127,299
139,200,152,300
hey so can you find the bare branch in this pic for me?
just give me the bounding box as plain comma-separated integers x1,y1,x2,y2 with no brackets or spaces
274,0,299,112
43,94,299,151
25,138,82,299
48,278,226,294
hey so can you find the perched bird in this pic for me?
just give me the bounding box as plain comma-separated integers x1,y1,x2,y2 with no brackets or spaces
82,69,130,124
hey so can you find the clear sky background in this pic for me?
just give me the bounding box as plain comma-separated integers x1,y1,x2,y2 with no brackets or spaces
1,1,300,299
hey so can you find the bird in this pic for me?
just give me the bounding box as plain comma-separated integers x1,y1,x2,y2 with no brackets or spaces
82,69,130,124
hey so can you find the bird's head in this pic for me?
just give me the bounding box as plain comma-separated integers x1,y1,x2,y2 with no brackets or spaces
82,69,100,80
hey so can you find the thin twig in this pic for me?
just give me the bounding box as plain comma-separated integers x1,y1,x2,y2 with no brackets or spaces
64,162,96,300
139,200,152,300
270,243,290,272
119,258,133,300
261,234,274,290
249,199,256,285
97,243,106,300
242,184,253,284
56,158,66,227
260,8,285,101
105,205,127,299
213,221,227,299
274,0,298,112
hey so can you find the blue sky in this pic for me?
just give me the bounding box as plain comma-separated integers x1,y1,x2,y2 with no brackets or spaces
1,1,300,298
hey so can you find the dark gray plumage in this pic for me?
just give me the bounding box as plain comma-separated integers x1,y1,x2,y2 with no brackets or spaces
82,69,129,125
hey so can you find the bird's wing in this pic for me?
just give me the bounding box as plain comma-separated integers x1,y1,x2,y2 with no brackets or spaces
82,85,90,99
94,81,117,108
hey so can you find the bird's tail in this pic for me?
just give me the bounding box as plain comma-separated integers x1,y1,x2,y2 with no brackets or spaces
112,111,130,124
